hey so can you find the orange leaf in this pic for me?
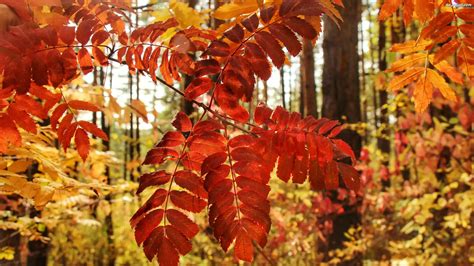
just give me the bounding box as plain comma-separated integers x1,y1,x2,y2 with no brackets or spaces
68,100,100,112
414,0,434,23
434,39,460,64
78,48,94,74
130,99,148,123
387,67,424,91
413,74,433,113
0,114,21,153
378,0,402,20
426,69,457,101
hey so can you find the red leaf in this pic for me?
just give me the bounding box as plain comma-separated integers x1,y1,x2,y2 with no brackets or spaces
131,189,168,227
8,104,37,134
174,170,208,198
194,59,221,77
14,95,48,119
338,162,360,191
157,131,185,148
157,235,180,266
206,40,230,57
47,49,64,88
170,190,207,213
75,128,90,161
91,30,110,45
244,42,272,81
92,47,109,66
318,120,339,135
68,100,100,112
59,26,75,45
328,125,344,138
57,113,73,141
254,31,285,68
143,147,180,165
184,77,213,100
277,154,294,182
137,171,171,194
224,24,244,43
166,209,199,238
309,160,324,190
215,85,250,123
324,161,338,190
333,139,356,164
242,14,259,32
165,225,192,255
254,103,273,125
201,152,227,174
0,114,21,153
260,5,276,24
234,230,253,262
78,121,108,141
61,122,78,152
76,19,96,45
268,23,302,56
78,48,94,74
172,111,192,132
134,209,164,245
284,17,317,39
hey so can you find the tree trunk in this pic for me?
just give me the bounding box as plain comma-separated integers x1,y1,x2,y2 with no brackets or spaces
321,0,362,264
322,0,362,155
301,39,318,117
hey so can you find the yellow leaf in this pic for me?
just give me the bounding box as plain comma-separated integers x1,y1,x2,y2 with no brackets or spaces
129,99,149,123
388,67,424,91
169,0,203,28
414,74,433,113
426,69,457,101
387,53,426,72
152,8,173,22
214,0,259,20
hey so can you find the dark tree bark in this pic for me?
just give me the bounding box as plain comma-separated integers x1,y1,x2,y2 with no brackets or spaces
322,0,362,156
321,0,362,264
182,0,197,116
301,39,318,117
377,18,390,188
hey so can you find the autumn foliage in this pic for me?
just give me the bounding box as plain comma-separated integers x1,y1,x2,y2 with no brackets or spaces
1,0,471,264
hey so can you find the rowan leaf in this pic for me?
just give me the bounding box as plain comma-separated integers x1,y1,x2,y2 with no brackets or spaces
0,114,21,153
172,111,192,132
413,74,433,113
184,77,213,100
75,128,90,161
426,69,457,101
78,121,108,141
386,53,426,73
213,1,259,20
387,67,424,91
68,100,100,112
378,0,402,20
